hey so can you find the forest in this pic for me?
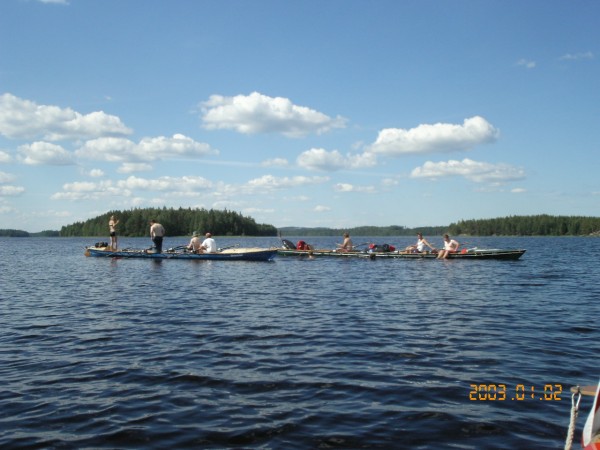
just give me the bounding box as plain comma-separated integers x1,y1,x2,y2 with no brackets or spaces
280,215,600,237
58,207,277,237
447,215,600,236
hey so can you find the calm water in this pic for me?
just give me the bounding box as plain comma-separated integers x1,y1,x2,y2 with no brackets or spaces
1,236,598,449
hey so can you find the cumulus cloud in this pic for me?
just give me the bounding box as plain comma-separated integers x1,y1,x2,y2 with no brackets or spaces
0,171,16,183
0,185,26,196
51,179,122,201
76,134,217,162
410,158,525,183
117,175,212,193
117,163,153,174
368,116,499,156
201,92,347,137
0,93,132,141
333,183,376,193
18,141,75,165
88,169,105,177
246,174,329,192
0,150,12,163
52,175,214,201
296,148,377,171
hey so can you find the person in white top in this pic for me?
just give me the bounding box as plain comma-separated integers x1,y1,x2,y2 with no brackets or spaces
437,234,459,259
201,232,217,253
405,232,434,253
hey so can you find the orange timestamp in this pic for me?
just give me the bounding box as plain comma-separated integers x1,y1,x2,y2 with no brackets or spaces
469,383,563,401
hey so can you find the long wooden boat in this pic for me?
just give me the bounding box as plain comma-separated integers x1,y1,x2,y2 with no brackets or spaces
277,247,526,260
85,245,277,261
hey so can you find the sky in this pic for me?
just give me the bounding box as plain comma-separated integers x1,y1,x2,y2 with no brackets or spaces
0,0,598,233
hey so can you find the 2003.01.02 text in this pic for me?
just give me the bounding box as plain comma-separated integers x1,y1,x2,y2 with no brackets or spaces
469,384,563,401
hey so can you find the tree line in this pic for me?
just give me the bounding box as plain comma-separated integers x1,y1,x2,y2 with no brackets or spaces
0,229,59,237
280,215,600,237
279,225,447,237
447,215,600,236
59,207,278,237
4,214,600,238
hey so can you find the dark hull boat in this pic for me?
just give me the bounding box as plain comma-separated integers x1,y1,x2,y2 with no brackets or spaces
277,248,526,260
85,245,277,262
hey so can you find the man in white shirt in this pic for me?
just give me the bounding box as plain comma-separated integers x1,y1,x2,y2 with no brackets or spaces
201,232,217,253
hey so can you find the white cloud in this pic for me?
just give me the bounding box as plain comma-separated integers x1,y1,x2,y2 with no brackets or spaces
261,158,289,167
76,134,217,162
511,188,527,193
117,163,153,174
117,175,213,193
296,148,377,171
369,116,499,156
333,183,376,193
51,179,126,200
0,93,132,141
88,169,105,177
0,185,26,196
314,205,331,212
201,92,347,137
0,150,12,163
516,58,536,69
18,141,75,165
559,51,594,61
0,171,15,183
410,158,525,183
245,174,329,192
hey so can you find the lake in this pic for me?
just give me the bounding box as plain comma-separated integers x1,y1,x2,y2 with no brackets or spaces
0,235,598,449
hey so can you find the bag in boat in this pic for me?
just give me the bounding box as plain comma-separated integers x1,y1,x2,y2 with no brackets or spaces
368,243,395,252
296,240,313,250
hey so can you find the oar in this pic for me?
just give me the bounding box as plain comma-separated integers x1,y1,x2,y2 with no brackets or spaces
218,244,239,251
352,242,370,249
167,245,188,252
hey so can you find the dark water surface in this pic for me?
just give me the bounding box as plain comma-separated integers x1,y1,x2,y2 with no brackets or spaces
1,236,598,449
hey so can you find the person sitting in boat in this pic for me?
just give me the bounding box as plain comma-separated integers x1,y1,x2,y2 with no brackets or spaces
200,232,217,253
437,234,460,259
336,232,353,252
405,232,435,253
187,231,202,253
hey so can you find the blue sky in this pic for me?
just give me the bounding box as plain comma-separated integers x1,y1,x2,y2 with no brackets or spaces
1,0,598,233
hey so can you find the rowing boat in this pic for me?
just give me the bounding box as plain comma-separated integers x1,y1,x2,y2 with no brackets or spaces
277,247,526,260
85,245,277,261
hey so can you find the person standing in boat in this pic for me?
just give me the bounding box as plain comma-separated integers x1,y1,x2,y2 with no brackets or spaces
337,232,353,252
187,231,202,253
405,232,435,253
200,232,217,253
437,234,459,259
149,220,166,253
108,215,119,250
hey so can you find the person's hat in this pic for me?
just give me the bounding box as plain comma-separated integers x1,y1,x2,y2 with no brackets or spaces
192,231,199,237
